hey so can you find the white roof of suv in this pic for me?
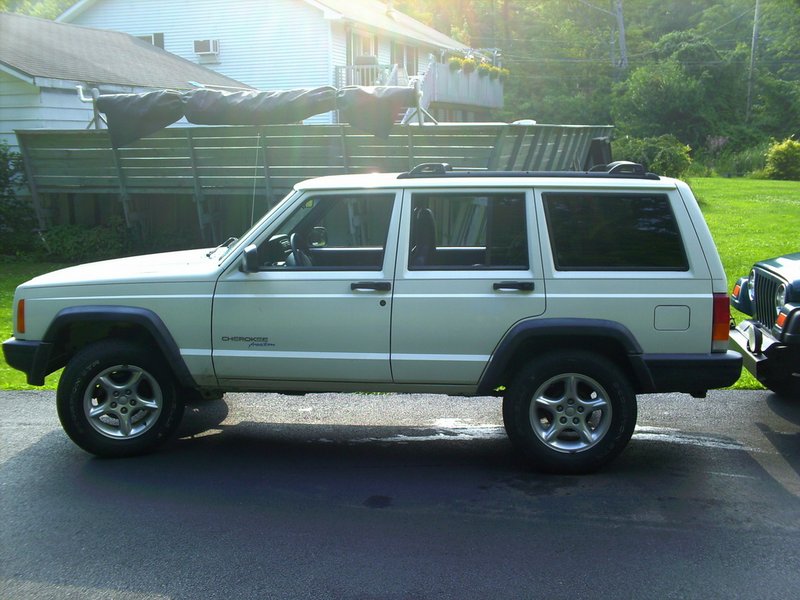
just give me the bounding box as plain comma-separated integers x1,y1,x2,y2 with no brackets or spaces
295,164,680,192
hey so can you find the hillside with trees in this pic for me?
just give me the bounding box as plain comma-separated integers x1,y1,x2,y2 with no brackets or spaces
397,0,798,171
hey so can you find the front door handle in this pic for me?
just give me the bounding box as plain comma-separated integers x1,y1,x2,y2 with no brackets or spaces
351,281,391,291
493,281,534,291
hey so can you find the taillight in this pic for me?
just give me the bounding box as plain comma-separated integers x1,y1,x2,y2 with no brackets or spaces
17,299,25,334
712,293,729,352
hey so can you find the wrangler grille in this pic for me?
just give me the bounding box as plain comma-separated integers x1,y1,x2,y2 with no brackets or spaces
752,267,782,329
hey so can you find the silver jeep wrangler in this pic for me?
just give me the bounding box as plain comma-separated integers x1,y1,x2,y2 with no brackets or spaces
3,162,742,473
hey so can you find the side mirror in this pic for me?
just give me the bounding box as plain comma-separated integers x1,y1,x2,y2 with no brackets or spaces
241,244,260,273
308,226,328,248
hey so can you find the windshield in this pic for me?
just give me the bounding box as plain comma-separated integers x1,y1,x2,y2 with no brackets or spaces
215,189,301,262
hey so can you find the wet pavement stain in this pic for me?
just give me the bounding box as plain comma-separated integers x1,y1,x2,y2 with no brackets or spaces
363,495,393,508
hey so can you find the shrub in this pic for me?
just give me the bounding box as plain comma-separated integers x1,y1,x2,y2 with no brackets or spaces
0,141,38,256
612,134,692,178
764,138,800,180
711,141,770,177
42,216,134,262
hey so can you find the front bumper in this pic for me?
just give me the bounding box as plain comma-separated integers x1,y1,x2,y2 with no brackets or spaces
2,338,56,386
729,323,799,383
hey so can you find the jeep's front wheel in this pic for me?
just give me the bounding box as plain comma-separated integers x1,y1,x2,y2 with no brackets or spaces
57,340,184,457
503,352,637,474
762,376,800,400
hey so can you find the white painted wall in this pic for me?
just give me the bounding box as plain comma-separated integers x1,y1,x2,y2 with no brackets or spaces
0,73,98,149
67,0,337,122
63,0,458,125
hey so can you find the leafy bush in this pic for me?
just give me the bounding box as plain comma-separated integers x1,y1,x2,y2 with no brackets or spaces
460,58,477,74
612,135,692,178
711,141,770,177
764,138,800,180
0,141,38,256
41,217,134,263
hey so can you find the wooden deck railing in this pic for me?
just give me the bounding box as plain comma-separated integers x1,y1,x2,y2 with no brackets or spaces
17,122,612,243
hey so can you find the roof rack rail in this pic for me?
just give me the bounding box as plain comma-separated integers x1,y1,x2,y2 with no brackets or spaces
591,160,647,175
401,163,453,178
397,162,660,180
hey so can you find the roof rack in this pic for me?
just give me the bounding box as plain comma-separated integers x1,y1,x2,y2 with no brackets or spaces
397,160,660,180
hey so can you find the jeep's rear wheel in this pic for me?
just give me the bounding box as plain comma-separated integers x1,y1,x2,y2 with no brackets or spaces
503,351,637,474
57,340,184,457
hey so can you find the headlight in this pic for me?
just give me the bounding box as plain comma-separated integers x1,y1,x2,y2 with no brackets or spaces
747,269,756,303
775,283,787,316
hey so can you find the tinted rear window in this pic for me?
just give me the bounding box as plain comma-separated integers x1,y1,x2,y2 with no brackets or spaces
543,193,689,271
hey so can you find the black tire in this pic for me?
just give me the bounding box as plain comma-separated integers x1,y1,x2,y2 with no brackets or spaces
56,340,184,457
763,377,800,400
503,351,637,474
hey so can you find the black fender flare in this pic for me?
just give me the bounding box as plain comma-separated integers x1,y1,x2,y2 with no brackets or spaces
41,305,197,389
476,318,654,395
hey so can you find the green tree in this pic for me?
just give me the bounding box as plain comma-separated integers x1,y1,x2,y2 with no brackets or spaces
612,60,707,147
398,0,799,152
4,0,74,18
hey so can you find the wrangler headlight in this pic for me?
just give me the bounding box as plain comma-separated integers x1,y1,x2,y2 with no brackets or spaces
775,283,787,316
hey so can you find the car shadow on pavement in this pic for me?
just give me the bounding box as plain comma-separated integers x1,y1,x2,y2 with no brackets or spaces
766,392,800,424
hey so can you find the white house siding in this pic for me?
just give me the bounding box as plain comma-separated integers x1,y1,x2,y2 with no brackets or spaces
0,74,96,148
68,0,336,122
330,21,347,73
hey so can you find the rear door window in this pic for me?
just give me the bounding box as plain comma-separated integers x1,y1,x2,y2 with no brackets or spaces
408,192,529,270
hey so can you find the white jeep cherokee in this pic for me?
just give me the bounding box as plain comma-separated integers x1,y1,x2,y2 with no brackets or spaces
3,162,742,473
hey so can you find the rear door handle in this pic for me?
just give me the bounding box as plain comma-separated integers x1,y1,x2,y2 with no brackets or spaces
351,281,391,291
493,281,534,291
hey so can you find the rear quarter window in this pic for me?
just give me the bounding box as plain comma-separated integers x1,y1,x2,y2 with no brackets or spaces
543,192,689,271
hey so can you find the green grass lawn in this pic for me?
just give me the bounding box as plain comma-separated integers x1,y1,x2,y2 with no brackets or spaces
1,177,798,391
0,262,68,390
689,177,800,291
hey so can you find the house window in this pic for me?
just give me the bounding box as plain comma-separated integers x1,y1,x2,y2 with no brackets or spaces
391,43,418,75
350,30,377,59
136,33,164,48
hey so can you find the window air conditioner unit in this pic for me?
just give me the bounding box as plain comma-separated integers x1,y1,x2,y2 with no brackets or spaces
194,39,219,56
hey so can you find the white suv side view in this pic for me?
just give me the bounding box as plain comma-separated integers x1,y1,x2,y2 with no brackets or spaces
3,162,742,473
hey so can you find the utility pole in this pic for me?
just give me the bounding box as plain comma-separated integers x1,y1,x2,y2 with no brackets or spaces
614,0,628,68
577,0,628,68
746,0,761,122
